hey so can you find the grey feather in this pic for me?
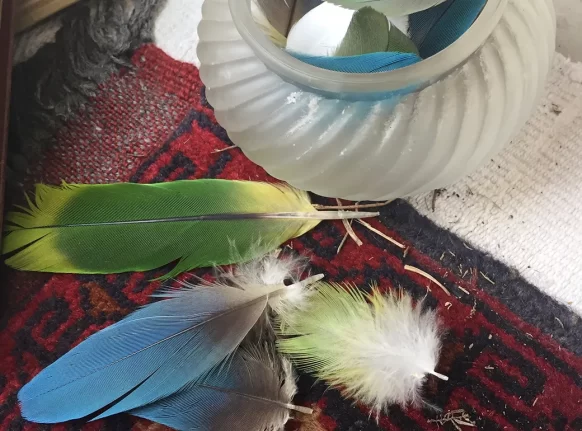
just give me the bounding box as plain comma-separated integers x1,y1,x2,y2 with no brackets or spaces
131,338,307,431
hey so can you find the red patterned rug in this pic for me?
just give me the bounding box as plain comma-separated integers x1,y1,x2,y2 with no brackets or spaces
1,45,581,431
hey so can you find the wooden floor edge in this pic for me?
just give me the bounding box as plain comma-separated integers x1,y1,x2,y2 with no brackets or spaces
0,0,15,241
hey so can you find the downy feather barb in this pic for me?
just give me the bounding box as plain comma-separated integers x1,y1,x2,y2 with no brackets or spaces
18,255,320,423
2,180,378,278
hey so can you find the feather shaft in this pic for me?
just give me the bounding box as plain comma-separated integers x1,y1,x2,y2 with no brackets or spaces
408,0,488,57
131,340,303,430
13,211,379,229
277,283,447,414
428,370,449,381
195,384,313,414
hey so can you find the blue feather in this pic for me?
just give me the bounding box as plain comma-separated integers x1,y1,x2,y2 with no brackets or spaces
408,0,488,58
289,51,422,73
18,284,274,423
131,344,299,431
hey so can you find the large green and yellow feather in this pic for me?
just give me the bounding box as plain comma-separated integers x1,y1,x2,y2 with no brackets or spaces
2,180,377,278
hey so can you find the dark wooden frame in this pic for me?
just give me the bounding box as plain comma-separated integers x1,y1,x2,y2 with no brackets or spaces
0,0,14,246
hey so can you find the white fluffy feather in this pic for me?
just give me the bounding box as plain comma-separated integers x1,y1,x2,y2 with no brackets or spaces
215,250,319,315
287,3,410,58
277,284,447,415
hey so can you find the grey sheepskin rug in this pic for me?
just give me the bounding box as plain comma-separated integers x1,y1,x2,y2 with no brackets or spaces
7,0,166,182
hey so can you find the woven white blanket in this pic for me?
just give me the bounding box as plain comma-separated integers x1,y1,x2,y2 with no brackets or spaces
408,55,582,314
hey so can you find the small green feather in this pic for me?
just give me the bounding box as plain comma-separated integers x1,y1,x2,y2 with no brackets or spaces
2,180,378,279
335,7,419,57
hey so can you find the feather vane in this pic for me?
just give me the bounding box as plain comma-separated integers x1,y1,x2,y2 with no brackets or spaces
408,0,488,58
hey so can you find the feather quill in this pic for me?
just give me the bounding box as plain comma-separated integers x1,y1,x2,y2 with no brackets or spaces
2,180,377,278
408,0,488,58
18,255,320,423
131,341,308,431
277,283,447,415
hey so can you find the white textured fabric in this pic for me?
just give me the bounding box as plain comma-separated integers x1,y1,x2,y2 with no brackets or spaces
408,55,582,314
154,0,202,67
154,0,582,314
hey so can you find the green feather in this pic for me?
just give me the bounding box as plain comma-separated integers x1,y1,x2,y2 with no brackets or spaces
335,7,419,57
2,180,378,278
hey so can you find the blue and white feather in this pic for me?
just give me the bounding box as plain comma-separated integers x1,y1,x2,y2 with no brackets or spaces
18,253,319,424
131,341,310,431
